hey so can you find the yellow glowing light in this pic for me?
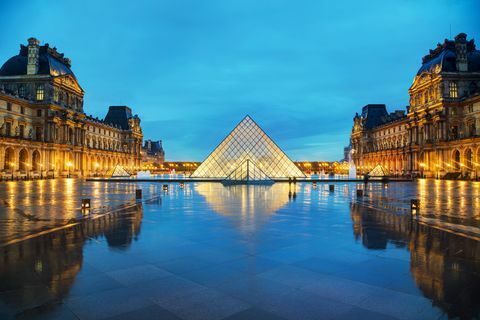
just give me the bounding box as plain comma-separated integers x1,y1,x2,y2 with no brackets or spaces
67,161,73,167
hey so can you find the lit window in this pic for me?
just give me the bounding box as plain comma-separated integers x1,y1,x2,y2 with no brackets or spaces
53,89,59,102
36,85,44,101
449,82,458,98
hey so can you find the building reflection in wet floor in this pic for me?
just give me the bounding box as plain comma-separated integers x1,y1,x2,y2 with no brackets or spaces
0,181,479,319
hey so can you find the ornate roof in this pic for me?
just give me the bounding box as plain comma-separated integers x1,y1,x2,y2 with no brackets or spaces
104,106,134,130
0,41,76,78
416,33,480,75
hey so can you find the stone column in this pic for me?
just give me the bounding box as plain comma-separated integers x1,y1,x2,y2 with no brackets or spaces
0,147,4,171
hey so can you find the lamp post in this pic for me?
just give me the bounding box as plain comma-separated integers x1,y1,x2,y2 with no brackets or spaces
10,162,14,180
51,164,55,179
67,161,73,178
95,163,99,177
39,164,43,179
25,163,30,180
419,163,425,178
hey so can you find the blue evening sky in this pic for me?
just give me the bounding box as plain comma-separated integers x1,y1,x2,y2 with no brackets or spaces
0,0,478,161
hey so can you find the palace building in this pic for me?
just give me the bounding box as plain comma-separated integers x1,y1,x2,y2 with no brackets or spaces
0,38,143,179
351,33,480,178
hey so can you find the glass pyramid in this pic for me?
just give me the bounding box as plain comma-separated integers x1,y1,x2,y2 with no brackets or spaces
191,115,305,180
223,159,274,185
106,165,131,178
368,164,390,177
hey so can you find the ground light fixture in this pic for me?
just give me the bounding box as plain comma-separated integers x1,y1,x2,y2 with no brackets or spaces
411,199,420,216
81,198,91,210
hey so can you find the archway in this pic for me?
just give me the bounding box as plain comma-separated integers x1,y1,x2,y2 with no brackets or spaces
19,149,28,171
465,148,473,169
32,150,41,171
453,150,461,171
4,148,14,170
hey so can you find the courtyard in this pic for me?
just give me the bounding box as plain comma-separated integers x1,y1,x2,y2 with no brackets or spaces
0,179,479,319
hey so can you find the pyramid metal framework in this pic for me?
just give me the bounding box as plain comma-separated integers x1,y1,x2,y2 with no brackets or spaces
191,115,305,180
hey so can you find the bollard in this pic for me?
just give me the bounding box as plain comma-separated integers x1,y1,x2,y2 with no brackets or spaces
81,198,91,210
329,184,334,192
356,189,363,197
163,184,169,192
135,189,142,199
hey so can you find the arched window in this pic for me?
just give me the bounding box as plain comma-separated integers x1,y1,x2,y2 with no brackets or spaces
449,82,458,98
453,150,461,170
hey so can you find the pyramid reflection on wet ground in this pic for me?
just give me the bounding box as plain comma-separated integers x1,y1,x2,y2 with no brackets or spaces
191,115,305,181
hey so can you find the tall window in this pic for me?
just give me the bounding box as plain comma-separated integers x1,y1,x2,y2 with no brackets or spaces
18,85,25,97
5,122,11,136
449,82,458,98
19,125,24,138
36,85,44,101
53,89,59,102
6,102,12,111
35,127,42,141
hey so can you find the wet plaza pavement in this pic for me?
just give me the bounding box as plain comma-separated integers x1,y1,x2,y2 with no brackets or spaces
0,180,480,319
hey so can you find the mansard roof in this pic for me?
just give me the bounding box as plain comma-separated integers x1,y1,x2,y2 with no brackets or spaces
417,33,480,75
0,42,77,78
104,106,134,130
359,104,407,130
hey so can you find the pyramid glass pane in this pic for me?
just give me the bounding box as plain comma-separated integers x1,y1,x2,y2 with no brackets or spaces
191,115,305,180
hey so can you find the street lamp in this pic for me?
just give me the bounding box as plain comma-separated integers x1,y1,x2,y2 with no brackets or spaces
9,162,14,180
94,163,99,177
419,163,426,178
67,161,73,178
25,163,30,180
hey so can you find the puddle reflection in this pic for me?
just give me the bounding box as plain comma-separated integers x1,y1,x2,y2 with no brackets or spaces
0,204,143,316
351,203,480,318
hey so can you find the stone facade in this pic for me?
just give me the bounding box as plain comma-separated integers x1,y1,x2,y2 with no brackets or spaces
351,33,480,178
0,38,143,179
141,140,165,165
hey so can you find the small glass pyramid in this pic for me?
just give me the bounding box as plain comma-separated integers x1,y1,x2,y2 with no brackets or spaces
191,115,305,180
223,159,274,185
368,164,390,177
106,165,131,178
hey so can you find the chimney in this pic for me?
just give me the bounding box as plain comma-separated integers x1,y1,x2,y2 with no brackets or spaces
27,37,40,75
455,33,468,72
